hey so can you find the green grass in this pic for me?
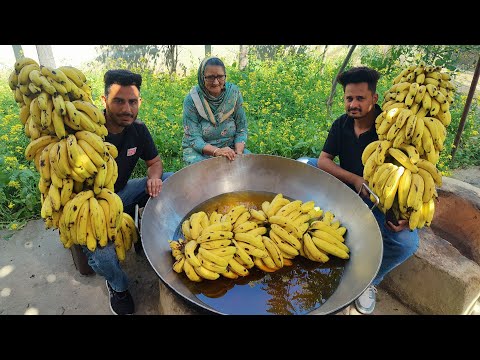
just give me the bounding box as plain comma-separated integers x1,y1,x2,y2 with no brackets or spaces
1,49,478,230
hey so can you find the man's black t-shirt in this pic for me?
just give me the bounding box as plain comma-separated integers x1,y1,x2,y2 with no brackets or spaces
322,104,381,189
105,119,158,193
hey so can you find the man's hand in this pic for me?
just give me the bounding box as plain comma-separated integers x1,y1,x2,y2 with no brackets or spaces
386,219,409,232
146,177,163,197
353,176,369,198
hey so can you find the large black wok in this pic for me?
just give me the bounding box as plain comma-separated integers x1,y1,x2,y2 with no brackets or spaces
141,154,382,315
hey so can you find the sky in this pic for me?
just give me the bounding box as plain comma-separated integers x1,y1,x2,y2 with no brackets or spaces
0,45,240,71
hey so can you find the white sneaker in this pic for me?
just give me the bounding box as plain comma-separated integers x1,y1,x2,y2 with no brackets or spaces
355,285,377,314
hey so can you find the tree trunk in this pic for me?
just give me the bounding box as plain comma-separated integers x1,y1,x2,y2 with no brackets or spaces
239,45,248,70
451,53,480,161
319,45,328,75
35,45,56,67
205,45,212,57
326,45,357,115
163,45,178,76
12,45,24,61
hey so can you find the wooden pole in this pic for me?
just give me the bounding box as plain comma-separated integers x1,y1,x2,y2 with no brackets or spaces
451,54,480,161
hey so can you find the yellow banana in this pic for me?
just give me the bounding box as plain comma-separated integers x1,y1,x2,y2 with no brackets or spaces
97,199,114,241
199,239,232,250
246,226,268,237
56,139,72,178
64,101,82,126
40,97,53,129
232,210,251,227
416,159,442,186
225,205,248,223
72,100,104,125
397,168,412,214
194,260,223,279
310,230,350,254
18,63,40,85
172,255,185,273
404,114,418,141
249,208,266,221
189,212,203,240
227,257,249,276
382,166,405,210
407,174,424,211
268,215,302,238
208,246,237,257
424,198,435,226
63,190,95,228
184,240,202,267
113,225,125,260
299,200,314,213
421,125,434,154
89,197,108,248
408,208,422,230
105,142,118,158
265,193,286,218
182,256,202,282
234,220,258,233
57,66,85,87
411,115,424,146
388,148,418,173
303,233,329,262
93,163,107,195
75,200,90,246
97,188,122,232
198,247,228,267
275,200,302,217
60,178,74,207
39,142,56,182
361,140,381,165
398,144,420,164
231,239,255,268
262,236,284,268
270,224,301,250
235,241,268,258
309,221,345,242
269,230,299,257
417,168,435,203
197,230,233,243
19,104,30,125
202,221,233,233
77,139,106,168
234,232,265,249
48,77,68,97
392,126,406,149
123,212,138,244
25,135,58,161
48,183,61,212
311,235,349,259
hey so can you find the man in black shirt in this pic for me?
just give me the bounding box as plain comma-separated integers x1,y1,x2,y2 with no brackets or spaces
298,67,418,314
83,69,173,315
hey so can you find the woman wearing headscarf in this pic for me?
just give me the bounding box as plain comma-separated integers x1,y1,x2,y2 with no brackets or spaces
181,56,249,165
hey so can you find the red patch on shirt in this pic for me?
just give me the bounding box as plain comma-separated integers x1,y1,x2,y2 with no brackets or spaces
127,147,137,156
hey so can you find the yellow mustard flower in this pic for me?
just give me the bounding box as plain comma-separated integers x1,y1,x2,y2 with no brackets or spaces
8,202,14,209
8,181,20,189
5,156,18,166
10,223,18,230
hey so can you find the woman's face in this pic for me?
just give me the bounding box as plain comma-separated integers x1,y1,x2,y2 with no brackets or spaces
203,65,226,97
